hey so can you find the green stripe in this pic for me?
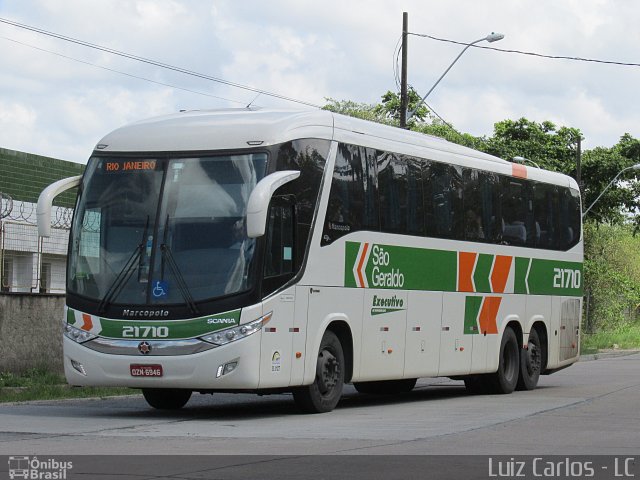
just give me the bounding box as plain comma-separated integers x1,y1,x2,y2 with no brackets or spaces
473,254,494,293
345,241,361,288
362,243,457,291
515,257,531,294
519,259,583,296
464,296,482,334
67,308,241,340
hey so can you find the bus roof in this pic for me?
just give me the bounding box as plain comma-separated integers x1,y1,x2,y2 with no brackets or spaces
95,108,577,189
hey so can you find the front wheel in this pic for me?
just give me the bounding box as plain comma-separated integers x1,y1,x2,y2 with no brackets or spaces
292,330,344,413
142,388,192,410
516,328,542,391
488,327,520,394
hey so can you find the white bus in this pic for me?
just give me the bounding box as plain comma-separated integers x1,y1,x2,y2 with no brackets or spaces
38,109,582,413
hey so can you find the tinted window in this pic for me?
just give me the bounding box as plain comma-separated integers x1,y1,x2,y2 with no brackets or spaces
559,187,581,249
274,139,329,267
533,182,556,248
320,142,581,252
501,178,534,246
378,154,425,236
322,144,378,245
424,162,463,239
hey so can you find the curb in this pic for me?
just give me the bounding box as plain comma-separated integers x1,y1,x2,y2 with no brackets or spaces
579,350,640,362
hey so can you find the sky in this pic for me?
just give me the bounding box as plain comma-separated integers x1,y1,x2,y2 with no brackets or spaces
1,0,639,164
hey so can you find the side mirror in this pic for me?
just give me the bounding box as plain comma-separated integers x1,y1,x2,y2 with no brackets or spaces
37,175,82,237
246,170,300,238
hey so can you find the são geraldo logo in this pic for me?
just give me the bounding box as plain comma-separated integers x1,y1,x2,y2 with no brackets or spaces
8,456,72,479
351,243,405,289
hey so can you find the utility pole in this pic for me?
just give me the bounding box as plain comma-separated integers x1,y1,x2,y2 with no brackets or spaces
399,12,409,129
576,135,582,192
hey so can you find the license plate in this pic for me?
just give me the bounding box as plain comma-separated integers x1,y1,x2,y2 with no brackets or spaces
130,364,163,377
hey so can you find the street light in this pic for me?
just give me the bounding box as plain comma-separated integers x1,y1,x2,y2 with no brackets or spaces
406,32,505,123
582,164,640,218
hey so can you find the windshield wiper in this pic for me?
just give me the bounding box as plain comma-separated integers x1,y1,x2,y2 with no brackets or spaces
160,243,199,315
97,216,149,314
97,243,143,314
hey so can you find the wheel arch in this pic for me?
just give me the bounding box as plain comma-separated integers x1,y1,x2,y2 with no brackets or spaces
504,317,523,345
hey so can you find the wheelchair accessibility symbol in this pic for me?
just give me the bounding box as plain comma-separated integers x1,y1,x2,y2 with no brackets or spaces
152,281,169,298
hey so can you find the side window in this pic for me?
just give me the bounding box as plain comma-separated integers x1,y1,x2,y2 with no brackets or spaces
501,178,533,246
533,183,555,249
274,139,329,266
378,153,424,235
263,197,295,296
462,169,485,242
424,162,463,239
322,144,378,245
558,187,581,250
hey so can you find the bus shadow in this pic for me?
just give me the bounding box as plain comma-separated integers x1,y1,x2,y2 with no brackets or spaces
108,383,471,421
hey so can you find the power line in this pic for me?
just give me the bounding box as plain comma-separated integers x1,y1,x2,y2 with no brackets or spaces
393,34,402,91
0,16,323,108
409,31,640,68
0,35,250,106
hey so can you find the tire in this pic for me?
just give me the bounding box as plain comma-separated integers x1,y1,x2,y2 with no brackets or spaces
354,378,417,395
142,388,192,410
292,330,345,413
516,328,542,391
488,327,520,394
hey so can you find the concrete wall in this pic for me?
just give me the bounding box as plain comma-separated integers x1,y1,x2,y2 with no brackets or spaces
0,294,65,374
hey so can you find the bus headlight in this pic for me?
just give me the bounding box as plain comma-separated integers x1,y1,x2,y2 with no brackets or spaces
63,322,97,344
200,312,272,346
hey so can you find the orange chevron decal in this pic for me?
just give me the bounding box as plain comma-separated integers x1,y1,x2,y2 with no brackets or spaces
81,313,93,332
478,296,501,334
491,255,513,293
458,251,477,292
356,242,370,288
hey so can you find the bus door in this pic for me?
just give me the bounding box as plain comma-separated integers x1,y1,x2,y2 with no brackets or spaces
259,196,297,388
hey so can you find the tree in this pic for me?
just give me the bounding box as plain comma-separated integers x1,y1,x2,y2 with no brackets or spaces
481,118,581,173
581,136,640,227
373,88,429,125
323,89,430,127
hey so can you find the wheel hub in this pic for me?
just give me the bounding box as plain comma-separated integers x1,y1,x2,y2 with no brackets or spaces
527,342,541,375
316,350,340,394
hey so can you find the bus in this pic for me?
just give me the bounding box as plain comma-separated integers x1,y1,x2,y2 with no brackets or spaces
37,109,582,413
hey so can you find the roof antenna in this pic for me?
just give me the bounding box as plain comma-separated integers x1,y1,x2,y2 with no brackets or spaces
246,93,261,109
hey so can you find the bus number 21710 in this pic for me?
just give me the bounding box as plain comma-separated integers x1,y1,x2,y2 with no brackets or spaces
122,326,169,338
553,268,581,289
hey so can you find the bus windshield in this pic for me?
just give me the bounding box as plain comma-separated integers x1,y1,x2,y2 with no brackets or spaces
68,153,268,307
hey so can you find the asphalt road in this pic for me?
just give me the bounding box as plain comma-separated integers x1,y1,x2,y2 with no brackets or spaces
1,354,639,479
0,353,638,459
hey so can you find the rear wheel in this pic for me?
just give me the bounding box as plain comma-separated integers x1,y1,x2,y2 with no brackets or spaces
488,327,520,394
292,330,344,413
354,378,417,395
142,388,192,410
516,328,542,391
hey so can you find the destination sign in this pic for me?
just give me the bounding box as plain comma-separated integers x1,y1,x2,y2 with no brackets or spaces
103,160,158,173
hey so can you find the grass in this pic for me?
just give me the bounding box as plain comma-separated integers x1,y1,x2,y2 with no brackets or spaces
581,323,640,355
0,368,139,403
